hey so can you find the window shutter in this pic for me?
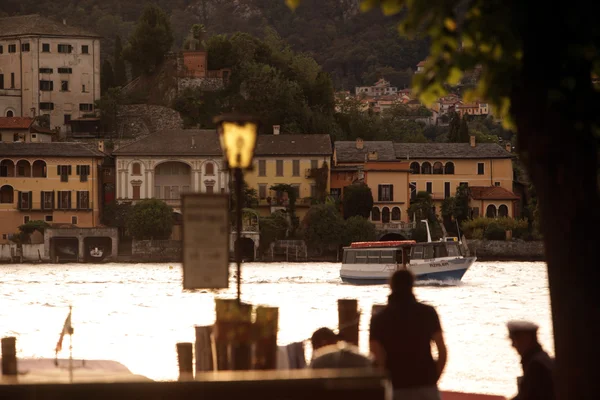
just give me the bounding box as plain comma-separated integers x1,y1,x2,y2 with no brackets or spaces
57,165,61,175
41,191,45,210
68,192,72,209
17,191,22,210
390,185,394,202
76,191,80,209
378,185,382,202
76,165,80,175
28,191,32,209
68,165,72,175
57,191,61,209
52,191,55,209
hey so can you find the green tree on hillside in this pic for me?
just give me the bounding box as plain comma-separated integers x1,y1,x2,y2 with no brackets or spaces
123,4,173,75
101,60,115,94
113,35,127,87
447,111,461,142
342,183,374,219
458,115,470,142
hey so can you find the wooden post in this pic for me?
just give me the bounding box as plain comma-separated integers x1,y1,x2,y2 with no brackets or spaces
195,326,213,373
214,299,253,371
253,306,278,370
176,342,193,380
337,299,360,346
1,337,17,375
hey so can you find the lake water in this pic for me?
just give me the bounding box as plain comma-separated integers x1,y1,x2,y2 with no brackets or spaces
0,261,553,397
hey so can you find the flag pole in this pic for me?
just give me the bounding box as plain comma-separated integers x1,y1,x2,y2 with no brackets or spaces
68,305,73,383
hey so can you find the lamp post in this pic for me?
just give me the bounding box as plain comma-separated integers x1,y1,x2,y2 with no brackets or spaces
214,113,259,304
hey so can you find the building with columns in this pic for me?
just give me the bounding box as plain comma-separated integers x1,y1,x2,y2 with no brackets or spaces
112,129,228,213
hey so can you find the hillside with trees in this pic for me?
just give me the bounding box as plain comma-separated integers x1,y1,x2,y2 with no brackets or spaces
0,0,428,89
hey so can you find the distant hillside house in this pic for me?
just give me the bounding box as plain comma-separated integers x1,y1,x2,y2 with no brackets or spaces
355,78,398,97
0,14,101,134
0,116,55,143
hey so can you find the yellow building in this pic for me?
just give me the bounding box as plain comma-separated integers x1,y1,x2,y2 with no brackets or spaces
246,131,332,219
394,137,518,218
0,142,104,243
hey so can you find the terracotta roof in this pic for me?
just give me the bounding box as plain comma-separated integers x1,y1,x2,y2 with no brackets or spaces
0,143,105,157
393,143,513,160
335,141,396,163
0,14,100,38
469,186,520,200
417,61,426,67
0,117,34,129
113,129,332,157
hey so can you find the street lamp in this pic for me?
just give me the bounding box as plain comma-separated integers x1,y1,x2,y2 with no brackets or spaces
214,113,259,304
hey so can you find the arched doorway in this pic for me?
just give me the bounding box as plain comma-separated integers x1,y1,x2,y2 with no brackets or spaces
486,204,497,218
382,207,390,223
410,162,420,174
0,160,15,177
433,162,444,174
444,162,455,174
32,160,47,177
154,161,192,200
0,185,14,203
237,237,255,261
379,233,408,241
391,207,401,221
371,207,380,221
421,162,432,174
498,204,509,217
16,160,31,177
6,110,14,117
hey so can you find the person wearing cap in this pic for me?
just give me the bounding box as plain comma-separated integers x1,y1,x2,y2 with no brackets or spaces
507,320,555,400
309,327,374,369
369,270,447,400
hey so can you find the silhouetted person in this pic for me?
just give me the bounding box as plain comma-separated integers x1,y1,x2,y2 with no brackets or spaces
309,327,373,369
370,270,447,400
507,321,555,400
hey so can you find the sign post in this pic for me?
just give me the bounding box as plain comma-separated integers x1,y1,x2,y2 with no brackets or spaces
182,193,230,290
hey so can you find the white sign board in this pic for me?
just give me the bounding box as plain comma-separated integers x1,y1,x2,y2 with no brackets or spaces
182,194,230,289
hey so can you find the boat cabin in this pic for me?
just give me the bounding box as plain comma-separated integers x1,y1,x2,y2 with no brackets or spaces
343,240,463,266
410,241,463,261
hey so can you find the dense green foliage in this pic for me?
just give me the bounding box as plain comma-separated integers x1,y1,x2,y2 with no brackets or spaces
258,211,289,254
126,199,173,239
17,220,50,244
342,216,377,246
342,183,374,219
102,202,132,231
461,217,529,240
302,204,345,254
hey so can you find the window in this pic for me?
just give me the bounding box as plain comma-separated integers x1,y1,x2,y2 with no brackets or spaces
71,216,78,225
205,162,214,175
154,186,160,197
57,165,71,182
132,163,141,175
258,160,266,176
330,188,341,200
39,68,53,74
310,184,317,198
58,67,72,74
18,191,32,210
82,45,89,54
61,81,69,91
23,216,30,224
79,103,93,112
42,43,50,52
378,184,393,202
132,185,141,200
0,45,3,54
77,165,90,182
104,169,112,177
82,84,87,92
433,162,444,174
486,204,497,218
45,215,53,222
499,204,509,217
6,110,13,117
410,182,417,200
258,184,267,200
311,160,319,170
392,207,401,221
206,185,214,194
40,80,53,91
367,251,380,264
0,74,3,89
58,44,72,54
292,160,300,176
77,191,90,209
58,191,71,209
494,182,501,187
444,182,451,199
410,162,420,174
40,102,54,111
426,182,432,194
10,73,14,88
421,162,432,174
291,184,300,198
64,114,71,125
21,43,30,52
8,44,16,53
163,186,171,199
42,191,54,210
444,162,455,174
367,207,381,223
477,162,485,175
424,246,434,259
276,160,283,176
382,207,390,223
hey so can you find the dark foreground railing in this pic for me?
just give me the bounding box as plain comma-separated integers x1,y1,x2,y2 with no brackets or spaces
0,369,387,400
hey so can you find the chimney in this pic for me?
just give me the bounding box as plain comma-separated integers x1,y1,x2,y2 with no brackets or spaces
356,137,364,149
368,151,378,161
505,142,511,153
62,19,67,26
273,125,280,135
470,135,476,148
98,140,104,152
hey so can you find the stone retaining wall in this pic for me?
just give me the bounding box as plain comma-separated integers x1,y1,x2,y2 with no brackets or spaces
467,239,545,261
132,240,182,262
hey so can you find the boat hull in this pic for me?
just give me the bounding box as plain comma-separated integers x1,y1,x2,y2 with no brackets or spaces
340,257,476,285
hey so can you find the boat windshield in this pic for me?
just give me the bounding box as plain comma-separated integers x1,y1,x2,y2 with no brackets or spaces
445,243,461,257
